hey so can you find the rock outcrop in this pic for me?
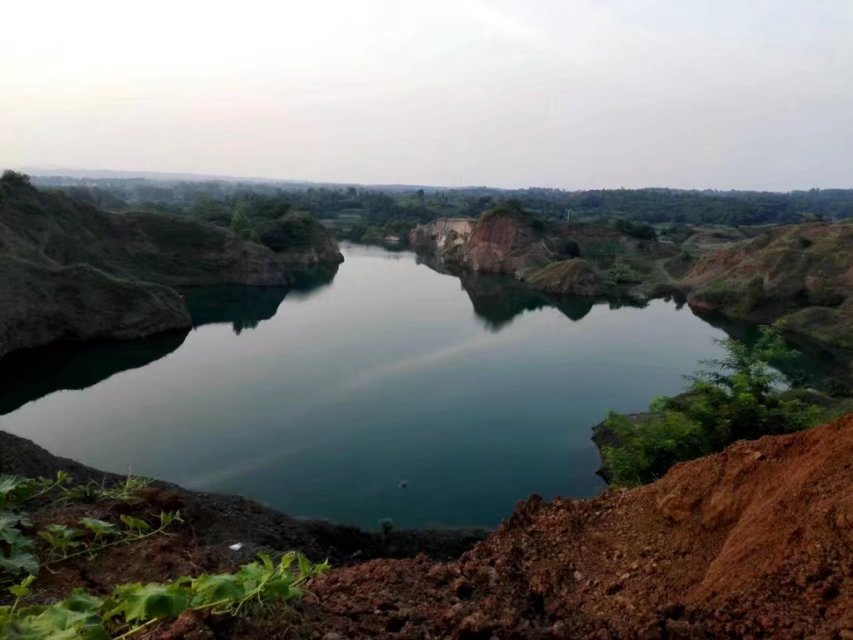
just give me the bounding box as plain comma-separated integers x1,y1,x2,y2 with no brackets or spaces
411,208,677,303
408,217,475,265
413,210,853,360
410,209,551,278
0,176,342,358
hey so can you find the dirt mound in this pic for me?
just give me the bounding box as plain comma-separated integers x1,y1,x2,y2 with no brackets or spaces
306,414,853,639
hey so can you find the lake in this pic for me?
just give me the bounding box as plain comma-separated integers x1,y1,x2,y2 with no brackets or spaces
0,244,777,529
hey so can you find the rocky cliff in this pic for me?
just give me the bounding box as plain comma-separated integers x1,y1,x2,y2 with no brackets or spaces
413,210,853,360
0,175,341,358
410,208,665,298
408,217,476,265
410,209,552,277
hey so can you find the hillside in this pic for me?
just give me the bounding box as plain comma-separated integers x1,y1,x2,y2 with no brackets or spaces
409,207,671,297
411,211,853,365
1,414,849,638
0,173,342,358
682,222,853,351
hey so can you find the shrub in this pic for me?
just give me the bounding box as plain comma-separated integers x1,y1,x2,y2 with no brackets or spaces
614,218,657,241
603,411,708,485
600,327,825,485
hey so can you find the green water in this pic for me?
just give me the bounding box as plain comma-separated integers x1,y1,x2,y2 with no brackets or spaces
0,244,810,529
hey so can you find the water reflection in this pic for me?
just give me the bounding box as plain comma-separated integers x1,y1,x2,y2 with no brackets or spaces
417,257,649,331
0,331,188,416
0,263,341,414
182,286,288,334
181,263,340,334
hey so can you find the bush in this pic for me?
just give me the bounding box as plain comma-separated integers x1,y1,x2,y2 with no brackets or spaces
600,327,825,485
257,212,323,251
603,411,708,485
614,218,657,241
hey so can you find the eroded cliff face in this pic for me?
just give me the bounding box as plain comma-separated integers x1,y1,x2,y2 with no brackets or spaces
409,217,476,266
410,209,554,279
681,222,853,351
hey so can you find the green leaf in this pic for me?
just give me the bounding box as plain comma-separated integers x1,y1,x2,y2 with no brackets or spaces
63,589,103,614
22,604,109,640
0,476,30,509
9,574,36,599
158,511,181,528
119,515,150,533
109,583,189,622
190,574,246,606
297,553,312,577
234,562,267,592
43,524,82,540
78,519,116,538
0,512,33,547
0,549,40,576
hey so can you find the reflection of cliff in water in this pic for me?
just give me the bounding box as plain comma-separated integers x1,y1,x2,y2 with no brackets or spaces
0,331,188,416
456,272,595,329
415,254,646,330
0,264,343,416
182,286,288,335
182,262,340,334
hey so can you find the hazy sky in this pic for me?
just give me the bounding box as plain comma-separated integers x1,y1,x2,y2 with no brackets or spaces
2,1,852,190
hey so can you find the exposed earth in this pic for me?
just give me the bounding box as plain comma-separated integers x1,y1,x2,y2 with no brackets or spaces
2,414,850,639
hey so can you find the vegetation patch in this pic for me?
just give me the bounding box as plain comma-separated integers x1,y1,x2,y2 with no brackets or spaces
599,328,833,485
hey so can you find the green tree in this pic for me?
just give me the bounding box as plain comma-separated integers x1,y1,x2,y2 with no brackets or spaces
230,206,258,242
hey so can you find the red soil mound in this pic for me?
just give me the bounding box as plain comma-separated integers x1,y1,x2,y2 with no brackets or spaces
307,414,853,639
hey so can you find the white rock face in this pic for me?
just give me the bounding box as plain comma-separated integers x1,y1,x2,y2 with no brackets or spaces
409,218,475,254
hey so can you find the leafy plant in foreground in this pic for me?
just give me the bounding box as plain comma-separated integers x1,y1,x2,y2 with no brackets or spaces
1,471,179,582
0,552,329,639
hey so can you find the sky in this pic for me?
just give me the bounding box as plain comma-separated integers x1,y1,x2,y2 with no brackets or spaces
2,0,852,190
